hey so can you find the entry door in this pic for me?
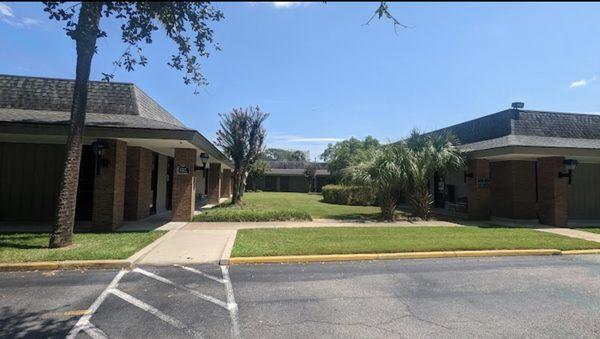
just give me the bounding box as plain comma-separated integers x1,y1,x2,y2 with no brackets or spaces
149,152,159,215
166,158,174,210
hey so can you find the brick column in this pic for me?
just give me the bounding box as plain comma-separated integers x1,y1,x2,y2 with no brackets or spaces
208,162,222,204
221,169,232,197
172,148,196,222
92,139,127,230
124,147,153,221
466,159,491,220
537,157,568,226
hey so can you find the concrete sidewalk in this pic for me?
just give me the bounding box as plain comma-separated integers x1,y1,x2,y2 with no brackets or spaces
131,219,460,265
535,228,600,243
183,218,462,231
134,227,237,265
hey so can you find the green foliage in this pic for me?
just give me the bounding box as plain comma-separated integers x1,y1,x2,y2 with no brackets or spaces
216,106,269,203
263,148,307,161
247,159,269,191
320,136,380,181
193,208,311,222
321,185,376,206
43,2,224,89
342,146,405,220
231,227,600,257
400,129,464,219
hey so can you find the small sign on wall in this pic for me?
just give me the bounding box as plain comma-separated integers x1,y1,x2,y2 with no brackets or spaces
176,164,190,175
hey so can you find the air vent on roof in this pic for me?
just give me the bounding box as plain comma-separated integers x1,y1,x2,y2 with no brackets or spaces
511,102,525,109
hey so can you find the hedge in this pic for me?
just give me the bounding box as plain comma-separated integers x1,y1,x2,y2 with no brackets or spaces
321,184,376,206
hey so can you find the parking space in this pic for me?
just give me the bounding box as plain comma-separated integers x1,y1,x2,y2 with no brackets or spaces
69,265,239,339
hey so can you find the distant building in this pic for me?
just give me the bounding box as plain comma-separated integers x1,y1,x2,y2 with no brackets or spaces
251,161,331,192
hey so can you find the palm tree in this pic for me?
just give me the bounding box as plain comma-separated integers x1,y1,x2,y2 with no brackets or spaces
400,130,464,219
343,146,405,221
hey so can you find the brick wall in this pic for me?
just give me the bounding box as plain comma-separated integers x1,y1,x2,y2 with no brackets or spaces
221,169,232,197
208,163,222,204
172,148,196,222
124,146,153,220
537,157,568,226
92,139,127,230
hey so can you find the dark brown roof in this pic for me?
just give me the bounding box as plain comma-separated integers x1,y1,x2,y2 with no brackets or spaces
0,74,188,130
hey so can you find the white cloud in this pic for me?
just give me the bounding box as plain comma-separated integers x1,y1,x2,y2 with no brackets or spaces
570,76,597,89
0,3,14,17
272,2,309,8
0,4,40,28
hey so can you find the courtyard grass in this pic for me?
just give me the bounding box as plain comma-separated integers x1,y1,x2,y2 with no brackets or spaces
0,231,166,263
231,226,600,257
194,192,385,222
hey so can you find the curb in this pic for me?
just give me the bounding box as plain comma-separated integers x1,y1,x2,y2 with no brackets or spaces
218,230,238,266
0,260,133,272
229,249,570,264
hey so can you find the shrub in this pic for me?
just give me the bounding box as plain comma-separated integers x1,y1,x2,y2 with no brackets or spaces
321,185,376,206
193,208,311,222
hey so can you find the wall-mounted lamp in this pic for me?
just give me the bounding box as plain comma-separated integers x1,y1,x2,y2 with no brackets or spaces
464,171,474,184
91,140,110,175
558,159,579,184
194,152,210,171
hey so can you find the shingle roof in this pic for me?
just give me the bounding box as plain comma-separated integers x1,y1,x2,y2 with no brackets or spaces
0,108,190,131
432,108,600,150
0,74,188,130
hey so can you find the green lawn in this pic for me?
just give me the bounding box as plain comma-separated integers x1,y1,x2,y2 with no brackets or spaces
194,192,384,222
231,227,600,257
0,231,165,263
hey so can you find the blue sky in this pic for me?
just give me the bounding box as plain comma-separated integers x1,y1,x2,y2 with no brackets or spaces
2,2,600,159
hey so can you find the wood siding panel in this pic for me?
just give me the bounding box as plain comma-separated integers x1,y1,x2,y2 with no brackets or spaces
568,163,600,219
0,142,64,221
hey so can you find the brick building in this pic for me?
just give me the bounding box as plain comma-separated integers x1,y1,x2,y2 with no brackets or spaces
250,161,330,192
429,105,600,226
0,74,233,230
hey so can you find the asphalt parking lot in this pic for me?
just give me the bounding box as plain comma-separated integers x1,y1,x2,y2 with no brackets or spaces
2,255,600,338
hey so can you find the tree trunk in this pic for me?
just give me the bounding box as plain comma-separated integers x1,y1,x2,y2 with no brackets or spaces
49,3,102,248
408,186,433,220
380,193,396,221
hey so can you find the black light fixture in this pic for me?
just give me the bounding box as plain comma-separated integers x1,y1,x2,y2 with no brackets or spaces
194,152,210,171
558,159,579,184
91,140,110,175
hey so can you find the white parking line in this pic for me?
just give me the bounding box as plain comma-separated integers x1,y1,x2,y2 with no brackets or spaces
133,267,230,309
66,270,128,339
175,264,226,284
221,265,241,339
80,323,108,339
108,288,202,337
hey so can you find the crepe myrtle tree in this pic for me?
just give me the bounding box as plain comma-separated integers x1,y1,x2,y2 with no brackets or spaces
43,2,223,248
216,106,269,205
